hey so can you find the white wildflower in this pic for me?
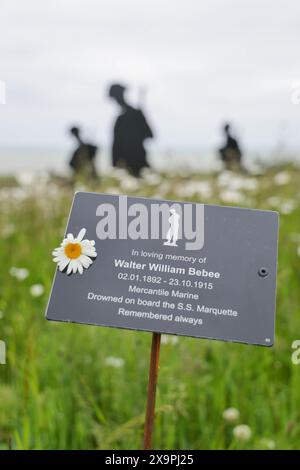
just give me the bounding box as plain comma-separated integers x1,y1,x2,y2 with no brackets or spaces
218,173,258,192
161,334,179,345
260,438,276,450
217,171,232,187
15,171,36,187
233,424,252,441
222,407,240,423
267,196,281,208
120,177,140,192
112,168,130,181
104,356,125,368
141,169,162,186
30,284,44,297
53,228,97,275
74,183,87,193
242,178,258,191
280,200,296,215
176,181,212,199
219,190,245,204
9,267,29,281
105,187,121,195
273,171,290,186
1,223,15,238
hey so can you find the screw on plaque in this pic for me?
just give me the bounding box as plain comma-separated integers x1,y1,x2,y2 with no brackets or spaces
258,267,269,278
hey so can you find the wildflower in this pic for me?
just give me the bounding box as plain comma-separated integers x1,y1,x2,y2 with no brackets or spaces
219,190,245,204
233,424,252,441
104,356,125,368
141,169,162,186
112,168,130,180
178,181,213,198
9,267,29,281
161,334,179,345
222,407,240,423
273,171,290,186
1,223,15,238
280,200,296,215
15,171,36,187
267,196,281,208
120,177,140,192
260,438,276,450
30,284,44,297
105,187,121,195
52,228,97,275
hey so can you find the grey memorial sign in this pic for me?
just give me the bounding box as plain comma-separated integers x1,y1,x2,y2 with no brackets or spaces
46,192,279,346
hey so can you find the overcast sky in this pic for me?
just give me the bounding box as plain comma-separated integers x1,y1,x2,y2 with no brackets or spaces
1,0,300,151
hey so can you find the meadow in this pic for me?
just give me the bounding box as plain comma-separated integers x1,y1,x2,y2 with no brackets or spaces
0,162,300,450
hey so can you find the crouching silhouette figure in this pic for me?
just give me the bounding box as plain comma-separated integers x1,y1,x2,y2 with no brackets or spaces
69,126,99,182
219,123,245,172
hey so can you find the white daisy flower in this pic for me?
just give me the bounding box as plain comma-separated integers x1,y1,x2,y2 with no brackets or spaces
52,228,97,275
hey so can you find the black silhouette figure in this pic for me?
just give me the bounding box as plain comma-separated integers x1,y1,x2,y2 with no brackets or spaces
219,123,243,171
69,126,98,181
108,83,153,176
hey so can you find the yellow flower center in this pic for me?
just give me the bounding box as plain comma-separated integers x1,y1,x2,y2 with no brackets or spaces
64,242,82,259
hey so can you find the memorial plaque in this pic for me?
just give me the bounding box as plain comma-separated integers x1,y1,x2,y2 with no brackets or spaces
46,192,279,346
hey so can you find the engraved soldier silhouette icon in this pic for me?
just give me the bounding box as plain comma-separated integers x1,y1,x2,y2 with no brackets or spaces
164,209,180,247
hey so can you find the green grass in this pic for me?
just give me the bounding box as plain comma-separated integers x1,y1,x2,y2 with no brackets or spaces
0,163,300,450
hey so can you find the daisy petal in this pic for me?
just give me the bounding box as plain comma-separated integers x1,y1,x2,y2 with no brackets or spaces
79,254,93,268
58,258,70,272
82,247,97,257
77,228,86,242
78,264,83,274
53,253,68,263
67,261,74,275
72,261,78,274
52,247,63,256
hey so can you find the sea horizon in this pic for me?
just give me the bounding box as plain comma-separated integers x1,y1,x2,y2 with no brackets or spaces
0,145,299,176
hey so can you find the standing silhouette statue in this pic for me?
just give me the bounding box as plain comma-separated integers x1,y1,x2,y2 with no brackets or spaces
108,83,154,177
219,123,244,172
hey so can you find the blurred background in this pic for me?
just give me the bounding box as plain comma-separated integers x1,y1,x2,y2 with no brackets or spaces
1,0,300,451
1,0,300,174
